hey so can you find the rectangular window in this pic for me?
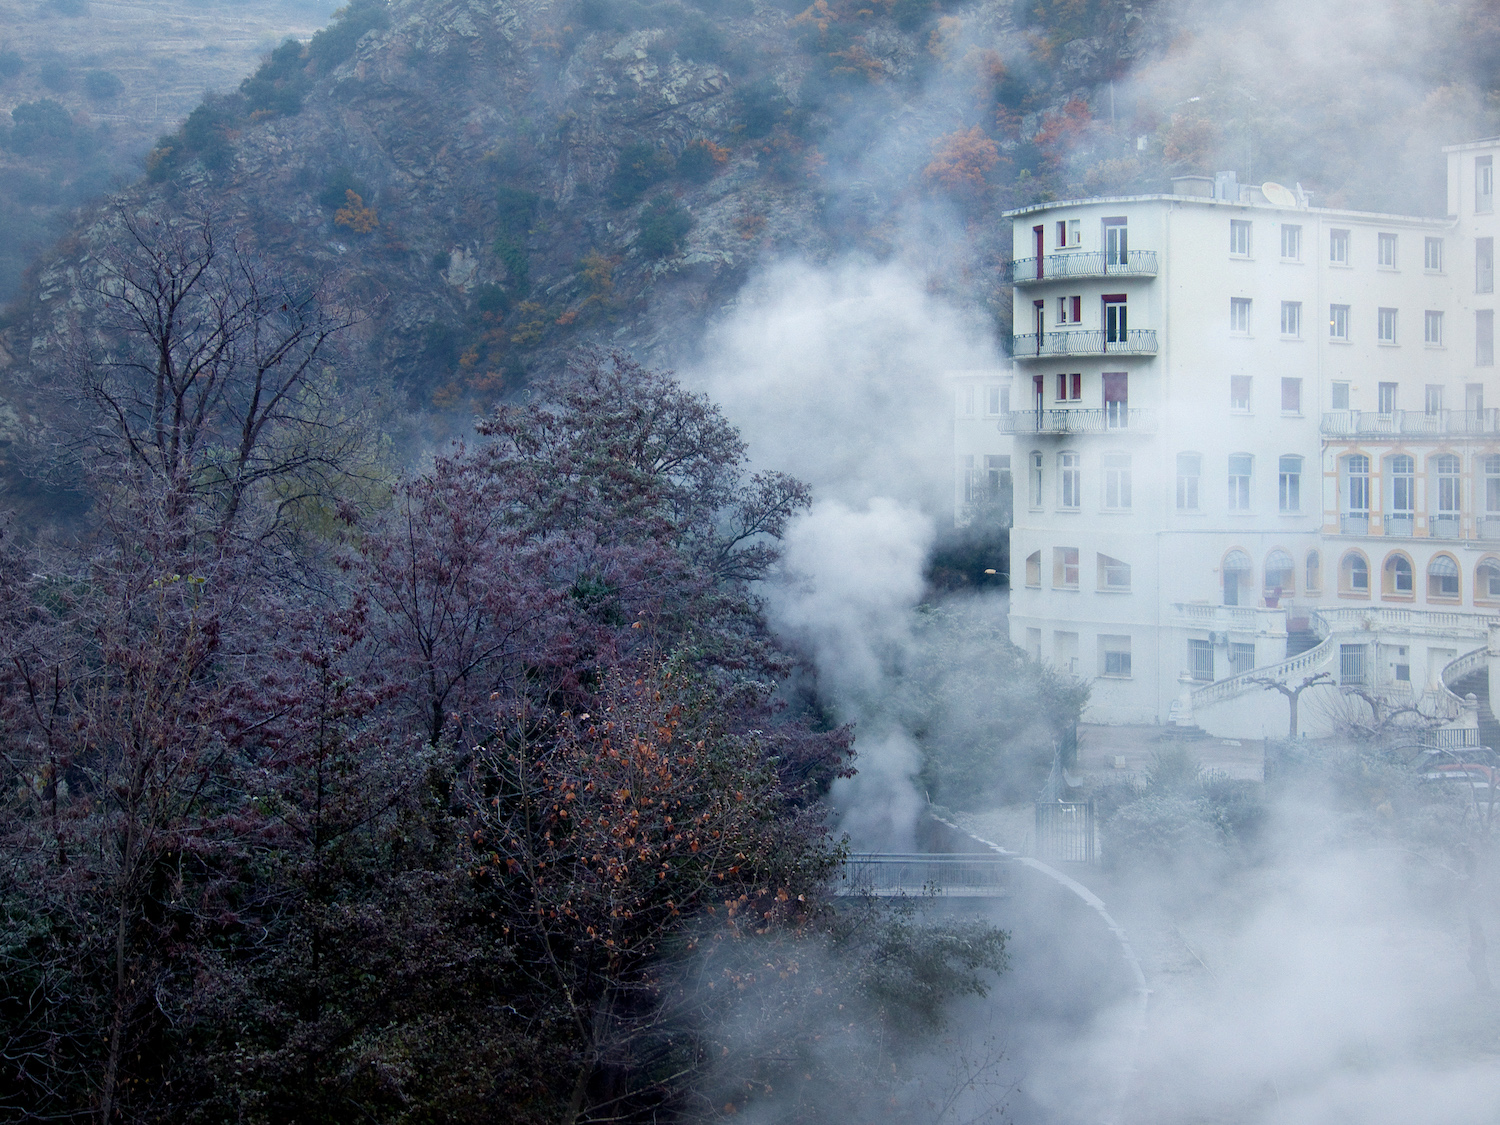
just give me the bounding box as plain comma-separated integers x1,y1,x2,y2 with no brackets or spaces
1056,373,1081,401
1346,454,1371,514
1378,382,1398,413
1377,307,1398,343
1470,383,1486,414
1056,219,1080,248
1228,453,1252,511
1280,224,1301,260
1331,382,1350,410
1188,639,1215,682
1436,455,1461,515
1377,232,1398,268
1026,627,1041,659
1058,451,1081,509
1029,451,1043,508
985,385,1002,414
1103,219,1128,265
1229,643,1256,677
1329,304,1350,340
1103,453,1131,510
1177,452,1201,511
984,455,1010,505
1425,385,1444,414
1281,377,1301,414
1098,554,1131,590
1425,310,1444,346
1486,454,1500,515
1103,297,1127,343
1425,236,1445,272
1280,301,1302,336
1230,375,1251,412
1340,643,1368,686
1103,372,1129,428
1279,454,1302,512
1329,228,1350,264
961,385,975,415
1099,635,1132,678
1479,156,1494,214
1480,310,1495,366
1057,295,1082,323
1053,547,1079,588
962,454,977,502
1479,238,1494,294
1230,297,1252,334
1229,219,1252,256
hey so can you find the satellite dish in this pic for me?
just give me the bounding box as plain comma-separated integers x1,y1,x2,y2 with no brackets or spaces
1261,181,1297,207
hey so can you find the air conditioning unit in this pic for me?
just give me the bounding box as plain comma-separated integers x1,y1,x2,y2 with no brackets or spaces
1211,631,1229,647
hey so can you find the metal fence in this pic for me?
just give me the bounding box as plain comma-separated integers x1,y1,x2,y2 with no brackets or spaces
1034,801,1096,864
836,853,1013,897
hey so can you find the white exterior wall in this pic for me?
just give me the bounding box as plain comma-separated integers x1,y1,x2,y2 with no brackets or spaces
993,142,1500,736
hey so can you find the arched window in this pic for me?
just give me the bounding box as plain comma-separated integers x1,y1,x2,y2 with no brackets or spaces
1428,554,1461,599
1025,550,1041,588
1478,557,1500,601
1264,549,1295,597
1382,553,1414,596
1340,551,1369,595
1223,549,1253,606
1306,550,1322,592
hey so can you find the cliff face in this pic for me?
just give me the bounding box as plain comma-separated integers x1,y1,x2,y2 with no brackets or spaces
0,0,1162,516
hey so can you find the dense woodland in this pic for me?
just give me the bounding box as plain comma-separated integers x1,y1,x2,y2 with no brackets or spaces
0,210,1030,1123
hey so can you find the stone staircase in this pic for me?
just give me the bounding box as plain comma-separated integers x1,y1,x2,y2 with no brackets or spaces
1444,666,1500,750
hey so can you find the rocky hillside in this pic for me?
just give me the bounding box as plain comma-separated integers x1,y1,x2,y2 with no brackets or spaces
6,0,1497,528
0,0,335,301
0,0,1163,490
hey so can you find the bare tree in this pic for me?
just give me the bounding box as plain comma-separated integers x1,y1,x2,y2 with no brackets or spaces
1247,671,1334,738
72,205,376,546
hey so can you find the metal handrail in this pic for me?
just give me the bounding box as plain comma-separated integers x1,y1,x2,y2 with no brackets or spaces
836,853,1012,897
1009,249,1159,283
997,407,1154,434
1011,329,1158,358
1321,408,1500,436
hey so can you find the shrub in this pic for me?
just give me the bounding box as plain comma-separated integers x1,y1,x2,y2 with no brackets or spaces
610,142,673,205
334,190,378,233
677,138,729,183
318,166,369,211
83,70,124,100
492,236,529,291
241,38,310,117
637,195,692,258
495,185,538,237
735,79,784,138
1103,791,1229,872
5,100,75,156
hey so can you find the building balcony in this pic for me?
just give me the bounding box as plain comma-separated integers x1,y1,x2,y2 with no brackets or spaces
1009,249,1159,285
1011,329,1158,360
1321,408,1500,437
1337,513,1467,538
998,407,1155,435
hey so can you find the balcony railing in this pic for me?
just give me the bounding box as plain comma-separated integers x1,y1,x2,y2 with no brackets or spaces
1011,329,1158,359
1321,408,1500,437
998,407,1155,435
1009,249,1159,284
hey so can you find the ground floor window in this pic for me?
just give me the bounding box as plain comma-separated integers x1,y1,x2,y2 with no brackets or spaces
1229,643,1256,676
1188,639,1215,682
1340,643,1368,685
1098,635,1132,678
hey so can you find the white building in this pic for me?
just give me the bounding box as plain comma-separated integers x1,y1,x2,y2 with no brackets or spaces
981,138,1500,739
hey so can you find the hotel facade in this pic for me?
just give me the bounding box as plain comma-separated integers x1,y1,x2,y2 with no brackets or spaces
959,138,1500,739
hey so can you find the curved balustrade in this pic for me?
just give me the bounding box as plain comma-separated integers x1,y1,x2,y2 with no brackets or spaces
1189,632,1337,710
1438,645,1489,716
